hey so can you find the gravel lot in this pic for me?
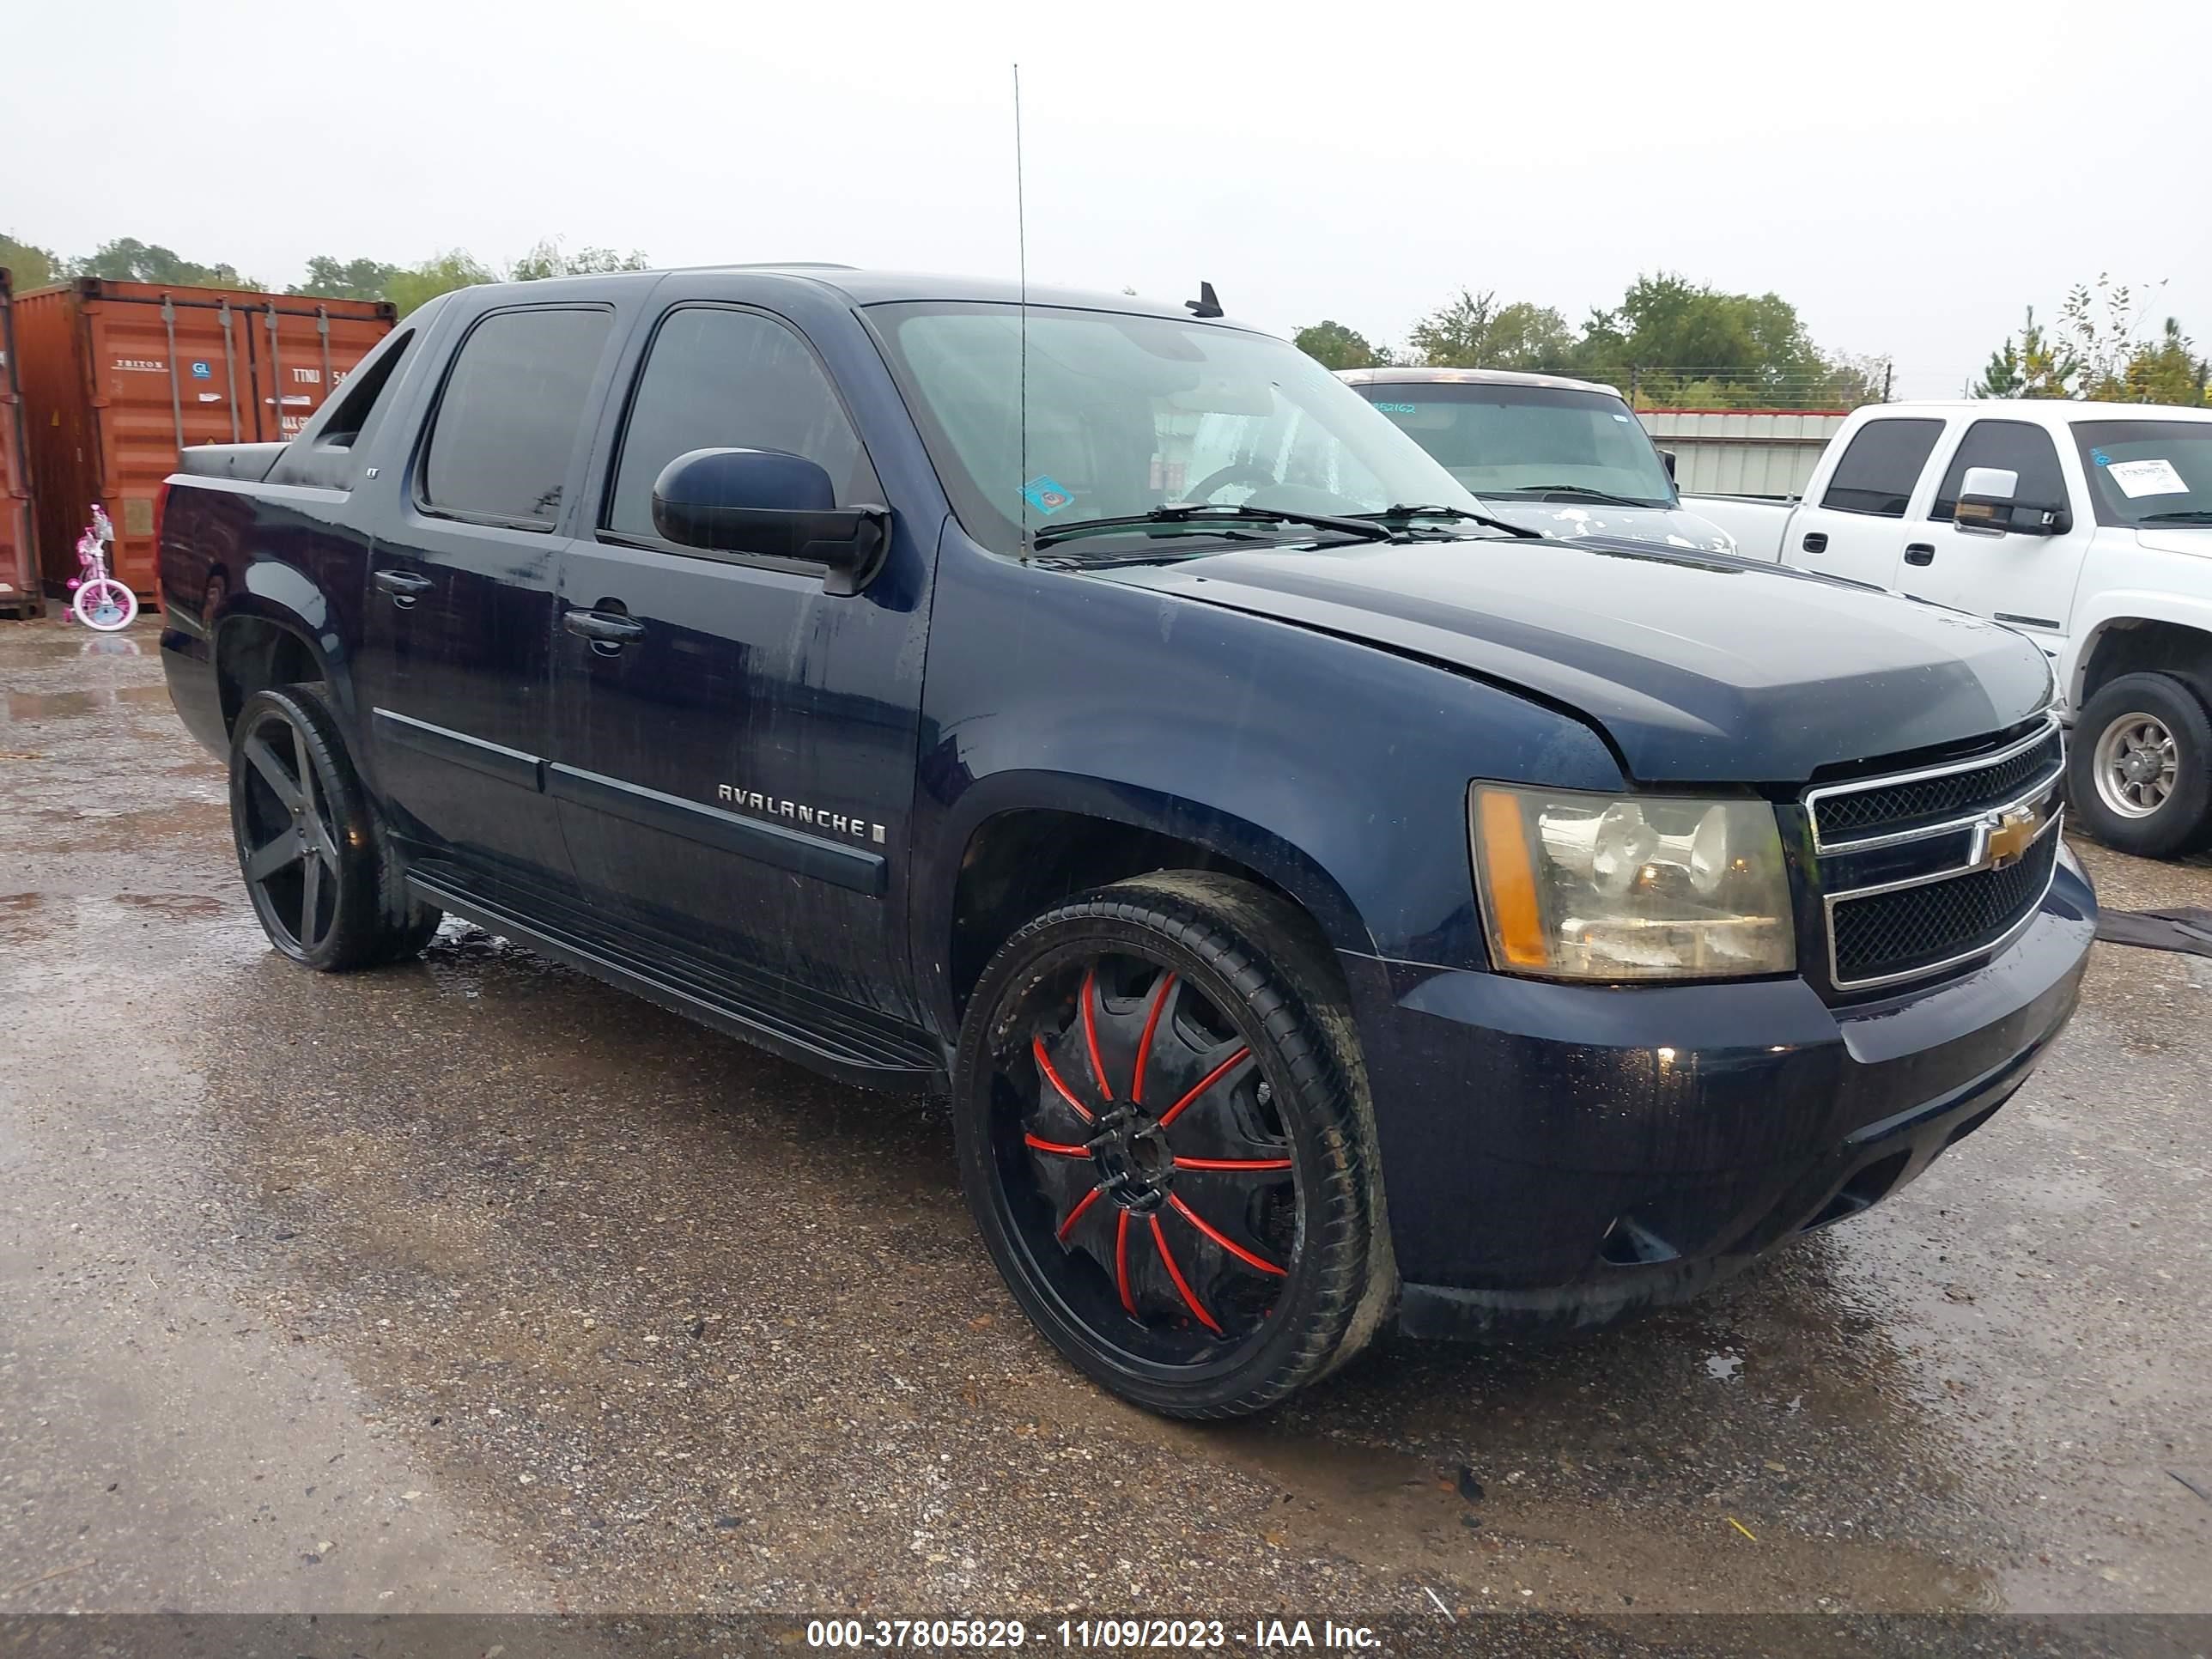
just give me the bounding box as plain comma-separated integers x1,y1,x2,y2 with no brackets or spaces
2,618,2206,1644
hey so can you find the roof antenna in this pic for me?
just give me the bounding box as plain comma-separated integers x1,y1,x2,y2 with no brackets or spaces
1013,62,1032,565
1185,281,1223,319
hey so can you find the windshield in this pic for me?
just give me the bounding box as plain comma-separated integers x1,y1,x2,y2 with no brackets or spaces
1356,383,1677,507
2070,420,2212,527
869,302,1482,554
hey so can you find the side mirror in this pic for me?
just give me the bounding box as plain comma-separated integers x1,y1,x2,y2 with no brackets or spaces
1660,450,1677,481
1955,465,2071,538
651,447,890,596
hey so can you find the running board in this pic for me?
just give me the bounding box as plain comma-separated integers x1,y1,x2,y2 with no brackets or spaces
406,873,948,1094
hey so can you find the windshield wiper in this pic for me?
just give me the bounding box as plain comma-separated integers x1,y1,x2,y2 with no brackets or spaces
1031,502,1399,550
1353,503,1544,540
1499,484,1665,508
2137,508,2212,524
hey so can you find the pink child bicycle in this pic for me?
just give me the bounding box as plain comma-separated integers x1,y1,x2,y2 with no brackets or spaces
67,504,139,632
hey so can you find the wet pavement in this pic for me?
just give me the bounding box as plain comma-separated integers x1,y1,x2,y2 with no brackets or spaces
1,617,2207,1630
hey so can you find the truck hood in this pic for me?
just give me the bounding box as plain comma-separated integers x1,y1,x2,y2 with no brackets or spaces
2135,526,2212,557
1089,538,2053,784
1479,498,1739,556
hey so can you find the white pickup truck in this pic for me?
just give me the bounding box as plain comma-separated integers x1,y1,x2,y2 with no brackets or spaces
1690,399,2212,858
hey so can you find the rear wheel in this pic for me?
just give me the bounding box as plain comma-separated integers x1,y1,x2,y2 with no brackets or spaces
228,684,442,969
952,872,1392,1419
2068,672,2212,859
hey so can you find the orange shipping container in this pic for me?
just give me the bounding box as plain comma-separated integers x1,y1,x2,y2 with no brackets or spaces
15,277,394,599
0,270,36,616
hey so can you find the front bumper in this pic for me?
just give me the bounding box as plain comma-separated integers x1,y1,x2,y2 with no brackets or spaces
1342,844,2095,1340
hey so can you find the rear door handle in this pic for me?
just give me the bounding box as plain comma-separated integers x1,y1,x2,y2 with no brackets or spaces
1904,543,1936,566
1800,532,1827,553
373,569,433,607
562,609,647,646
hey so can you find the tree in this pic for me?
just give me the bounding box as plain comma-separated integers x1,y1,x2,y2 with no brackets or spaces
73,237,264,290
383,250,499,317
2060,274,2160,399
508,239,649,282
1403,289,1577,372
1971,307,2077,399
1577,273,1849,407
290,255,400,301
1293,319,1388,370
2117,319,2209,408
0,231,59,292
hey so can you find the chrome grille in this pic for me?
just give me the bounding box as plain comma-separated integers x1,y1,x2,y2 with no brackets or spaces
1807,720,2064,850
1831,831,2061,986
1808,717,2065,993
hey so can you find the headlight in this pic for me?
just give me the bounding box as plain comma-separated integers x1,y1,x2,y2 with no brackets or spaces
1469,785,1794,981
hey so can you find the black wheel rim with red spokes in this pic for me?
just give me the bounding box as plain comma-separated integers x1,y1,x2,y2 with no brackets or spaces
985,949,1302,1370
236,707,341,957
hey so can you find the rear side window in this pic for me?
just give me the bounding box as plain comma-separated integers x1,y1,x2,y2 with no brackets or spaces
1930,420,2067,520
605,306,870,539
1820,418,1944,517
421,307,613,528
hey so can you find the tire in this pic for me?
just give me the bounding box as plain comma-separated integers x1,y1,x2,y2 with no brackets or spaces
2067,672,2212,859
72,577,138,632
951,871,1395,1419
228,684,441,969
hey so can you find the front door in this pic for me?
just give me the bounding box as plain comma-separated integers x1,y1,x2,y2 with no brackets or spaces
353,302,617,905
1783,414,1950,589
1893,416,2091,665
549,298,931,1029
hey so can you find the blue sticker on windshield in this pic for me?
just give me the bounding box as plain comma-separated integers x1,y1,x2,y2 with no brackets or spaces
2092,449,2111,466
1022,475,1074,515
1374,402,1418,415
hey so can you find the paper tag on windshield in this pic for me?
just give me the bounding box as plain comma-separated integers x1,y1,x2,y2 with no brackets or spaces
2108,458,2188,498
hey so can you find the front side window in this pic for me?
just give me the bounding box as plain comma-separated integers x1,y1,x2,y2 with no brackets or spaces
2069,419,2212,529
1359,383,1675,507
1931,420,2067,521
419,307,612,527
869,301,1477,554
606,307,872,539
1819,417,1944,518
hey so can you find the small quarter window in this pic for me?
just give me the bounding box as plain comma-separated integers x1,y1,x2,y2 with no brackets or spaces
316,328,411,449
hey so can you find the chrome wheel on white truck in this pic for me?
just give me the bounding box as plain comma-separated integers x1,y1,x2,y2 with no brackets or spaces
2068,672,2212,859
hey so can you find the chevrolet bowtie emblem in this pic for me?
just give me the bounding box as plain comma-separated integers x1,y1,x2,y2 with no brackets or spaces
1984,804,2043,870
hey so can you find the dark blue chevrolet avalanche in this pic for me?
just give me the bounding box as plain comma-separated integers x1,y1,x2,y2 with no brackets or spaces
155,268,2094,1417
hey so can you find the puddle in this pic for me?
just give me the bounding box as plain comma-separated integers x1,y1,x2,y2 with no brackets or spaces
6,689,100,721
113,892,228,919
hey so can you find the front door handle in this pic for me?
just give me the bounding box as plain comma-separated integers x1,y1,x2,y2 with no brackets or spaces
562,609,647,646
1801,532,1827,553
1904,543,1936,566
373,569,433,608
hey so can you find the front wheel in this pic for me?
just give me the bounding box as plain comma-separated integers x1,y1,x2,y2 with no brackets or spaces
72,577,138,632
2067,672,2212,859
952,872,1394,1419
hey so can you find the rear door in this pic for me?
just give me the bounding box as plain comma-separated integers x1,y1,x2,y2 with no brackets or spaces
548,296,929,1029
352,302,617,906
1893,417,2091,661
1781,415,1949,587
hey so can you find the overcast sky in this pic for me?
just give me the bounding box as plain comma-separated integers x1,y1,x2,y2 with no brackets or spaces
12,0,2208,399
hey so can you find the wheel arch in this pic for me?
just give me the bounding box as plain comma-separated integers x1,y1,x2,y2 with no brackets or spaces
2065,595,2212,713
922,774,1374,1034
213,592,340,738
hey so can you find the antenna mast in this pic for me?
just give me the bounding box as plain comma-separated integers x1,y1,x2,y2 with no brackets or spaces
1013,61,1030,562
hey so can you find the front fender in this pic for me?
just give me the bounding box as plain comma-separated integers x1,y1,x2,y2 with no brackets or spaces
911,538,1626,1027
2063,586,2212,710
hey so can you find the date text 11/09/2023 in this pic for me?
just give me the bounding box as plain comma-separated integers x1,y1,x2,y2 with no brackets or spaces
804,1619,1382,1650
